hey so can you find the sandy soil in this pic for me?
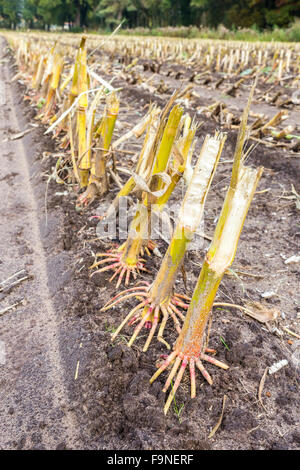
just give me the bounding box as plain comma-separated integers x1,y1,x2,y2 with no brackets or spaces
0,37,85,450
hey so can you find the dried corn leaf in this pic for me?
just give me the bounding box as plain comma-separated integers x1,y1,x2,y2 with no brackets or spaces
132,171,171,199
243,301,279,323
5,128,34,141
258,367,268,408
208,395,227,439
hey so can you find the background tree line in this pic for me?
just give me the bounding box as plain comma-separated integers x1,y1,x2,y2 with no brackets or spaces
0,0,299,31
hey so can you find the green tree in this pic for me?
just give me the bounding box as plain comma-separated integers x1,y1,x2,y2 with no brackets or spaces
95,0,136,28
3,0,299,32
252,0,300,27
190,0,298,28
66,0,97,27
23,0,39,28
0,0,22,28
23,0,70,29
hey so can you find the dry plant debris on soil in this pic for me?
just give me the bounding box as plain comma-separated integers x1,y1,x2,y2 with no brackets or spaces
0,31,299,450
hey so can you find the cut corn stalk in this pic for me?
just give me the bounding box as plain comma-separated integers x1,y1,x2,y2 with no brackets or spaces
102,132,226,351
42,52,64,122
112,104,159,151
106,105,161,219
32,54,46,90
78,91,120,204
90,100,186,287
55,37,87,138
77,37,89,187
39,41,57,103
150,83,264,414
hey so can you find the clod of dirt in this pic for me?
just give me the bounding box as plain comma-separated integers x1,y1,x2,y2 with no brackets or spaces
223,408,258,432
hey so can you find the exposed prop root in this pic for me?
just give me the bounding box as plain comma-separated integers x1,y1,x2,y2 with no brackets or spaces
150,349,229,414
140,240,157,257
76,184,99,209
90,251,148,288
90,239,158,288
101,285,190,350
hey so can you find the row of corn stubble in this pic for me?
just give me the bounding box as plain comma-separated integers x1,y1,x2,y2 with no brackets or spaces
4,32,268,416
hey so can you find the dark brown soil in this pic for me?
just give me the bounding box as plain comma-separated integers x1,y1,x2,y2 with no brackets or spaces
1,36,299,450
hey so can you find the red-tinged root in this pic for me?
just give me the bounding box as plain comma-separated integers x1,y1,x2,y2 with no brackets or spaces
102,285,190,351
102,285,150,308
148,240,156,251
90,250,147,288
110,300,150,341
150,349,229,414
127,306,154,346
140,240,157,258
155,347,217,369
174,293,191,302
61,137,70,149
76,186,98,208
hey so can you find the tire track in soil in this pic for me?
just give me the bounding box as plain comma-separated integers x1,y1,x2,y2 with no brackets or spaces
0,38,80,449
